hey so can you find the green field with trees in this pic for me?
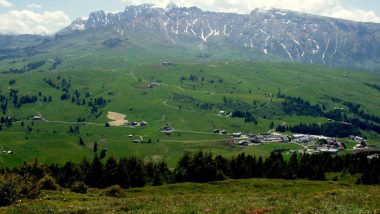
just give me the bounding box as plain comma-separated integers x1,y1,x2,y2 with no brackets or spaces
0,33,380,214
0,60,380,168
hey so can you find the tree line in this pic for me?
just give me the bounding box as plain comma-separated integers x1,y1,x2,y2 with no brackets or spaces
231,110,257,123
172,93,259,124
1,151,379,206
1,59,61,74
365,83,380,92
1,61,45,74
343,101,380,124
43,76,108,116
2,151,379,188
276,122,361,138
0,89,51,113
325,95,380,126
278,93,380,135
278,94,323,117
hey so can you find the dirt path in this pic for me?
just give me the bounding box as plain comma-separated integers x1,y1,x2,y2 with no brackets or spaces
174,129,226,135
176,86,185,91
75,53,93,60
247,84,302,112
39,119,105,126
247,100,272,112
283,84,302,93
160,139,231,143
127,72,137,80
290,142,307,149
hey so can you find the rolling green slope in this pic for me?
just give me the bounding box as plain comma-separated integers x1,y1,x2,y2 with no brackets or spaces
0,60,379,168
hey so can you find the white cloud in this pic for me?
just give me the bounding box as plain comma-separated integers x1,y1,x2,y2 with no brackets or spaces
0,0,12,7
322,8,380,23
120,0,380,23
0,10,70,35
27,3,43,9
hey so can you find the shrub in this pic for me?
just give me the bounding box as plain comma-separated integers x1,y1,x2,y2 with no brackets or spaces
19,175,40,200
0,174,22,206
101,185,124,198
71,181,88,194
8,79,16,85
0,174,40,207
38,175,60,190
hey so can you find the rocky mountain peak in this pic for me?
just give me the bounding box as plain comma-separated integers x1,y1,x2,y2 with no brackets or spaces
165,2,178,12
61,4,380,70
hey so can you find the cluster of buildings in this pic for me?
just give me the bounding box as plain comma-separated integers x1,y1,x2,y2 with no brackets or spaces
349,136,380,160
295,147,340,155
349,135,368,150
129,121,148,127
232,132,290,146
290,135,345,155
232,132,346,154
291,134,335,144
350,135,367,144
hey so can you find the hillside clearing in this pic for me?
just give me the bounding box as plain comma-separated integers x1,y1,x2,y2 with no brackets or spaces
107,111,128,127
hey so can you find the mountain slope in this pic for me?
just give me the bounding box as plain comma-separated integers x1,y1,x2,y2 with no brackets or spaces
55,4,380,70
0,34,48,60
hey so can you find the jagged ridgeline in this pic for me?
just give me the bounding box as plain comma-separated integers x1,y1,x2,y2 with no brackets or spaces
2,4,380,71
51,4,380,70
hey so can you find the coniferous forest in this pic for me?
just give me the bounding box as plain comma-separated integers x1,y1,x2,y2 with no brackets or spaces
1,151,379,206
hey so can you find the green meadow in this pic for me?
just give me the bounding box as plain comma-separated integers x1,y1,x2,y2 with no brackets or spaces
1,178,379,213
0,58,380,168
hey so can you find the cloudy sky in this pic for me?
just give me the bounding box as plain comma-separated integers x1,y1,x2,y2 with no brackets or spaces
0,0,380,35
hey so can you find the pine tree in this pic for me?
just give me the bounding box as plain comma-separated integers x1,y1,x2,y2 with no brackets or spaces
144,162,156,186
57,161,82,187
287,153,299,179
79,137,85,146
104,157,119,187
155,162,172,185
127,157,146,187
174,152,192,182
93,142,98,153
269,121,275,129
117,158,130,188
100,149,107,160
215,155,230,179
86,156,104,188
256,157,264,178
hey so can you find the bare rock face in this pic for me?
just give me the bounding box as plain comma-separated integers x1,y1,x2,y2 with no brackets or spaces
62,4,380,70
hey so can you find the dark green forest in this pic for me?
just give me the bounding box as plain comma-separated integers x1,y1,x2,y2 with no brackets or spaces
1,151,379,207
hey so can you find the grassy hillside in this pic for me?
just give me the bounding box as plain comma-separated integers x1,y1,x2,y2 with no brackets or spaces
0,59,379,168
1,178,379,213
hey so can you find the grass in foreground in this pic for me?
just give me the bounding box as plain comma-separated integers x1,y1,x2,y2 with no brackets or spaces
1,178,379,214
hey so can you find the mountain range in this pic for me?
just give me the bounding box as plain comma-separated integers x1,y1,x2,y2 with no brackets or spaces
2,4,380,70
